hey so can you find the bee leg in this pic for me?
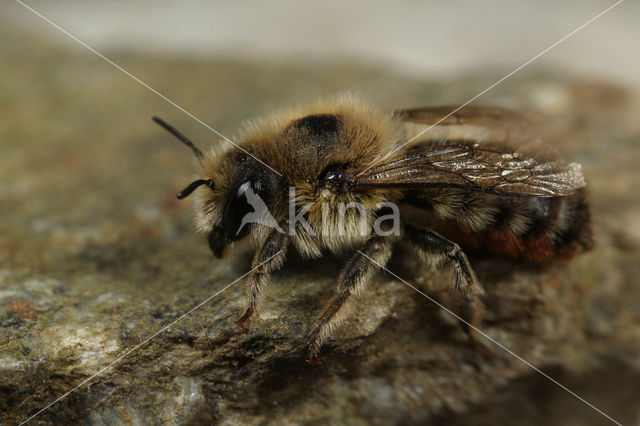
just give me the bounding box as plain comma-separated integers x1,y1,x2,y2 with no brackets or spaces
306,235,394,362
236,223,289,330
405,226,486,343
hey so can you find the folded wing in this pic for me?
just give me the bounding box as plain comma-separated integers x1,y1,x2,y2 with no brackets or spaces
352,106,585,197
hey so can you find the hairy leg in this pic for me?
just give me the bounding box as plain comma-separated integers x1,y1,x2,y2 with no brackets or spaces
405,225,485,336
236,222,289,329
306,235,395,361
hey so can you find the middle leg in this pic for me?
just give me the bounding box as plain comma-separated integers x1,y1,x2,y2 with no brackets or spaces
306,235,395,361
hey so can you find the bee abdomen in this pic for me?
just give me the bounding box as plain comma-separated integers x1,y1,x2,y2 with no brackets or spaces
472,190,593,261
413,189,593,262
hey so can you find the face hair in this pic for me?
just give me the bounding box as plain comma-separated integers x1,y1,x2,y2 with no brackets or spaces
152,116,204,160
177,179,214,199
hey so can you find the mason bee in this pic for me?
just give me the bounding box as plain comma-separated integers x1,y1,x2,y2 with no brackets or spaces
153,95,592,362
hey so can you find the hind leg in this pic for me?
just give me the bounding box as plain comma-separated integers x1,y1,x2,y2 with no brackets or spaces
405,225,485,338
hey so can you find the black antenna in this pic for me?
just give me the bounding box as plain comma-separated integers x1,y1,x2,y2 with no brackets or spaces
152,116,204,160
177,179,214,199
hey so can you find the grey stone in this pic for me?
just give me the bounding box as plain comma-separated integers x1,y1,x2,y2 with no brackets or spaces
1,30,639,425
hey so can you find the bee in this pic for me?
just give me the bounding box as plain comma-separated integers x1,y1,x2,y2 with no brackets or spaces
153,95,592,362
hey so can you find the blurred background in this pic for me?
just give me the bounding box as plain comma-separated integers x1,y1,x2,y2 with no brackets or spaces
2,0,639,87
1,1,639,425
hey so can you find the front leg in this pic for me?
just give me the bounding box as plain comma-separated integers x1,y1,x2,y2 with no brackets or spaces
307,235,395,361
236,222,289,329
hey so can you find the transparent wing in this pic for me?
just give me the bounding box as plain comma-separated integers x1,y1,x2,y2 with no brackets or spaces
353,107,585,197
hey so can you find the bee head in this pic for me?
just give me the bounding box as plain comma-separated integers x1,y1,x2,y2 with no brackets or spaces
154,116,282,258
199,152,283,257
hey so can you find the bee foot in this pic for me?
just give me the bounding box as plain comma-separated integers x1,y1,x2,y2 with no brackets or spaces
236,319,249,332
236,309,253,332
306,355,325,365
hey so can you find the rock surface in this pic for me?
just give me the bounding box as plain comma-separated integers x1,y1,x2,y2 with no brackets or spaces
1,31,639,425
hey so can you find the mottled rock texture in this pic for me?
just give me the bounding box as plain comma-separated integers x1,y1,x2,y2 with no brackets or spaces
1,31,639,425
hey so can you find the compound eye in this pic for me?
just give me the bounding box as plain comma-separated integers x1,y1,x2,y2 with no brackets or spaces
222,179,255,240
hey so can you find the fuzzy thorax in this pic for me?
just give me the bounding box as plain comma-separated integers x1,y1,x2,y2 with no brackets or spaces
192,94,402,240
